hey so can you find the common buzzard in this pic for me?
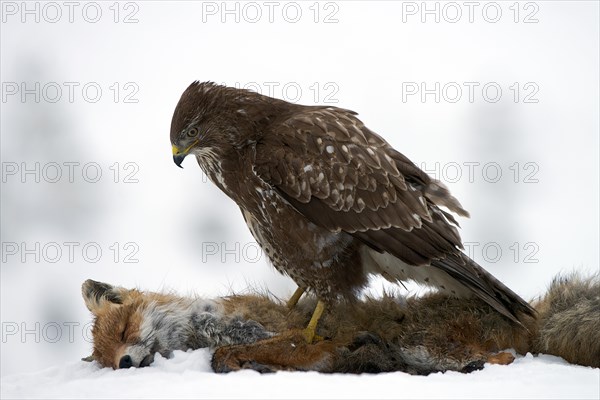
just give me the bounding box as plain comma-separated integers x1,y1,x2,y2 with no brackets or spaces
170,82,535,341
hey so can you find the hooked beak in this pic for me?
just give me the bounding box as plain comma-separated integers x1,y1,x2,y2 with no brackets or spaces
173,149,186,168
172,142,197,168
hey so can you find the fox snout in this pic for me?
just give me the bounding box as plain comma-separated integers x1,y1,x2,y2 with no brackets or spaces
114,343,161,369
119,355,134,369
117,353,154,369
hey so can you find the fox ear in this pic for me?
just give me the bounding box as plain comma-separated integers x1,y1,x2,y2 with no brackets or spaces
82,279,124,314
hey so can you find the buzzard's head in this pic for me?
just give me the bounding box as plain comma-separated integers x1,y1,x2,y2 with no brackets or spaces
170,81,225,168
170,81,291,168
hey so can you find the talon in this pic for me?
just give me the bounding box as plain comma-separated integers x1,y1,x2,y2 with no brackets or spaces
302,328,324,343
302,300,326,343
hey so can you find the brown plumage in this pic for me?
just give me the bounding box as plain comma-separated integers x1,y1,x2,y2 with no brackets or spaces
170,81,535,326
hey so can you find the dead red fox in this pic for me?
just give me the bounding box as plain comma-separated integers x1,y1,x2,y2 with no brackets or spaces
82,273,599,373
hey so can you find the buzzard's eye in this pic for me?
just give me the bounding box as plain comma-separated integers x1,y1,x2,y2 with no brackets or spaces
187,127,198,137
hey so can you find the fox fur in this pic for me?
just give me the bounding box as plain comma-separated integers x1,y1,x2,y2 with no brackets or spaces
82,280,271,369
82,273,599,373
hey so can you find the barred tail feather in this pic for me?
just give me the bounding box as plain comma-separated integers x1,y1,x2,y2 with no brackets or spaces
431,254,536,325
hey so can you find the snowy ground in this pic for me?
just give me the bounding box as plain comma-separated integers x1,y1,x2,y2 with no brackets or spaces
2,350,599,400
2,1,599,398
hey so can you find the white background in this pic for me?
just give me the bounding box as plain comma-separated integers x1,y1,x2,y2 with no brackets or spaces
1,0,598,396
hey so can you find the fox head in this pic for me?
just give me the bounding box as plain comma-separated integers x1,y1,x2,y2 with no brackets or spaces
82,279,180,369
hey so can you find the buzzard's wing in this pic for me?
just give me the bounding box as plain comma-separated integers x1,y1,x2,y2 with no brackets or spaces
253,106,535,323
253,106,467,266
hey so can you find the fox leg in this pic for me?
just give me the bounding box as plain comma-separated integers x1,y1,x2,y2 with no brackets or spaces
212,331,337,373
486,352,515,365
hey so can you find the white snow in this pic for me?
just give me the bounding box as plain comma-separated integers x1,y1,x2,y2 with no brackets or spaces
2,1,598,399
2,351,598,400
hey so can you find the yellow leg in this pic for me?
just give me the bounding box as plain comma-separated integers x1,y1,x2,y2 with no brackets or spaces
302,300,325,343
287,286,305,309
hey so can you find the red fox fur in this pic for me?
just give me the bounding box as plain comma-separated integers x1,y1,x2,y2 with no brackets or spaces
82,273,599,374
